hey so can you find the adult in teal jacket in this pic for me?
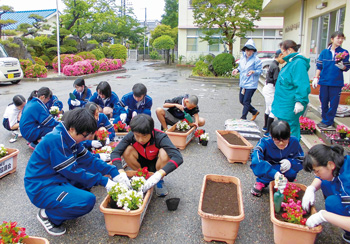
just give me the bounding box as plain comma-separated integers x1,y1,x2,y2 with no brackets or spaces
271,40,310,140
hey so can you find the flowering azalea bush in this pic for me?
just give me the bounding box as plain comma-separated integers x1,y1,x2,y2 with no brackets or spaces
336,124,349,134
281,198,307,225
136,167,150,179
0,221,28,243
200,133,209,141
176,120,190,131
95,128,110,141
283,183,301,203
114,121,128,132
335,51,348,63
62,60,94,76
99,58,122,71
49,106,60,115
342,83,350,92
0,144,8,158
89,60,100,73
24,64,48,78
194,129,205,138
299,116,316,132
20,59,33,72
52,54,83,72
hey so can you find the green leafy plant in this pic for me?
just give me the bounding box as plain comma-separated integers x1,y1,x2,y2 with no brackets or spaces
0,221,28,243
77,51,96,60
24,64,47,78
0,144,8,158
212,53,235,76
130,176,146,192
91,49,105,60
150,50,160,60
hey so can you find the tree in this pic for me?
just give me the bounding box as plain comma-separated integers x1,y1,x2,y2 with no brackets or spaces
161,0,178,28
17,14,50,37
150,24,176,46
0,5,17,39
192,0,263,54
153,35,175,64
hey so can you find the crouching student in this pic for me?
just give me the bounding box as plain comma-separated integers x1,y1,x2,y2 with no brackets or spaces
250,120,304,197
111,114,183,197
2,95,26,142
302,144,350,242
24,108,130,236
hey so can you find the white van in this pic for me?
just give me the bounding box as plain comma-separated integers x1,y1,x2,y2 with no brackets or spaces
0,44,23,84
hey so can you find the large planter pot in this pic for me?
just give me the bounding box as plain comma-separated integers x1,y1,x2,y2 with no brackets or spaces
166,124,196,149
216,130,253,164
198,174,245,244
99,171,154,238
114,131,128,142
23,236,50,244
310,84,320,95
339,91,350,105
270,182,322,244
0,148,19,179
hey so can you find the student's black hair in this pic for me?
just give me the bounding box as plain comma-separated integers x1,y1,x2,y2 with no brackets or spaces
73,78,85,87
28,87,52,101
270,120,290,140
96,81,111,98
85,102,99,116
63,108,97,135
327,31,346,47
303,144,344,177
188,95,198,106
132,83,147,97
130,114,154,135
12,95,26,107
280,40,301,52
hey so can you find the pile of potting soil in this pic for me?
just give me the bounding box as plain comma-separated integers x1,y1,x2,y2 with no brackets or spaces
224,119,261,140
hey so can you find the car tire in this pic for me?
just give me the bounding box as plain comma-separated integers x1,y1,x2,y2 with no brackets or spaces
11,80,21,84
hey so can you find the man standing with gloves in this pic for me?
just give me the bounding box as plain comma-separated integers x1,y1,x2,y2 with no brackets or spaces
24,108,129,236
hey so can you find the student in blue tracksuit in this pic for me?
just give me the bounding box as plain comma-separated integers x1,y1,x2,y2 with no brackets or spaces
232,39,262,121
302,144,350,242
118,83,152,124
45,95,64,113
250,120,304,197
20,87,59,149
24,108,130,236
89,81,125,122
82,102,115,151
68,78,92,110
312,31,350,129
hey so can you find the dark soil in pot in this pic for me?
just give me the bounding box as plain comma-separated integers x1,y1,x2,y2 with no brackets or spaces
202,180,239,216
222,133,246,146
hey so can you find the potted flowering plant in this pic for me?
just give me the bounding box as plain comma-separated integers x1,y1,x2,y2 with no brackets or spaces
299,117,316,134
135,167,150,179
281,199,307,225
336,124,348,139
0,145,19,179
200,133,209,146
335,51,348,63
340,83,350,105
114,121,128,132
93,145,113,154
194,129,205,143
0,221,28,243
166,119,196,149
49,106,59,116
95,128,110,146
176,120,191,131
56,114,63,122
0,144,7,158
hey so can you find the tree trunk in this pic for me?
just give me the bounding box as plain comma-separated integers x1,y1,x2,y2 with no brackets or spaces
171,49,175,63
166,49,170,65
229,42,233,55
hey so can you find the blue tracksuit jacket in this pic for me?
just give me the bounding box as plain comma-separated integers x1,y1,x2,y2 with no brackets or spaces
20,97,59,143
250,136,304,184
317,46,350,87
46,95,63,111
119,92,152,123
89,91,126,120
68,88,92,110
24,122,119,203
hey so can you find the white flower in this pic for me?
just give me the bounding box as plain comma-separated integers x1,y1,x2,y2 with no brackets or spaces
0,144,8,158
49,106,60,115
176,120,190,131
200,133,209,141
130,176,146,192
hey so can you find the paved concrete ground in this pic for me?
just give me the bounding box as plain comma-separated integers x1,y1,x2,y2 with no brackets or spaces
0,61,344,243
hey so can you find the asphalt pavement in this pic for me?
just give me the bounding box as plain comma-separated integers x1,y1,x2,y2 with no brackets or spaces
0,61,343,243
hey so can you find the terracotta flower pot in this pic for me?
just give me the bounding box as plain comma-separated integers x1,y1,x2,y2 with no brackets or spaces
23,236,50,244
166,124,196,149
0,148,19,179
216,130,253,164
339,91,350,105
99,171,154,238
114,131,128,142
198,174,245,244
269,182,322,244
309,84,320,95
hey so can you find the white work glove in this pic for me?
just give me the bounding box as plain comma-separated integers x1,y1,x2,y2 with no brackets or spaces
132,111,137,118
279,159,291,173
312,77,319,89
274,171,282,180
106,138,110,145
306,210,327,228
91,140,102,148
302,185,316,212
120,113,127,123
294,102,304,114
105,179,118,192
71,99,81,106
142,171,163,193
99,153,110,162
335,61,345,70
113,171,131,189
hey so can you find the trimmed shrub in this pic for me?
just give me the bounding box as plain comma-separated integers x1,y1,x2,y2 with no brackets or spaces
192,60,212,77
150,50,160,60
77,51,96,60
109,44,127,60
91,49,105,60
87,39,99,45
20,59,33,72
89,60,100,73
40,55,51,67
99,46,110,57
120,59,126,65
99,58,122,71
33,57,45,66
24,64,48,78
212,53,235,76
52,54,83,72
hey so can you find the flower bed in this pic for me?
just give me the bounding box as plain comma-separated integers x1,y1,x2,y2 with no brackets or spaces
299,116,316,135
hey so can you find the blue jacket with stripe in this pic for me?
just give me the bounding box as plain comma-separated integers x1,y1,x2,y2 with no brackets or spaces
89,91,126,119
119,92,152,121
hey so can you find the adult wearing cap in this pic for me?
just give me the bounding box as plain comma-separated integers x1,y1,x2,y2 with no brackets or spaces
232,39,262,121
262,49,285,137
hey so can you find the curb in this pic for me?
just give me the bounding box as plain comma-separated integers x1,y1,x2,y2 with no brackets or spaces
187,75,239,83
21,68,127,82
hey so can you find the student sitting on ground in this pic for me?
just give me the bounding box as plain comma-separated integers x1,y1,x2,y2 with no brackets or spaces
68,78,92,110
110,114,183,197
250,120,304,197
156,94,205,131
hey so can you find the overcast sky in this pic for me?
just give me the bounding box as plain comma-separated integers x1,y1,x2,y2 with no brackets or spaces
0,0,165,21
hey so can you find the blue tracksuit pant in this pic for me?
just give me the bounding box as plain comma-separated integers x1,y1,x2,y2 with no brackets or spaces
239,88,257,119
319,85,342,126
321,180,350,236
256,162,299,185
34,182,96,225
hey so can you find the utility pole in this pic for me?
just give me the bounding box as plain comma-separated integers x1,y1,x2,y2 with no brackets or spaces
56,0,61,76
143,8,146,60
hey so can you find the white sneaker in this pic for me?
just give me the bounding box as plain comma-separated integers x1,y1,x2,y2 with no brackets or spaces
37,209,66,236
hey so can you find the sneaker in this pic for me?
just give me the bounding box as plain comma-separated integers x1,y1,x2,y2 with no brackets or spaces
251,111,260,121
262,127,267,132
263,132,270,138
155,179,168,197
9,134,18,143
343,233,350,243
37,209,66,236
317,122,333,129
28,142,36,150
251,182,265,197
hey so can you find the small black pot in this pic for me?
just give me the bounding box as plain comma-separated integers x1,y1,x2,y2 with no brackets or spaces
100,140,106,147
201,140,208,146
166,198,180,211
339,132,347,139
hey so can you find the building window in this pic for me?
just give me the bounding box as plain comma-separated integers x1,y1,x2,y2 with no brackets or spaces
187,37,197,51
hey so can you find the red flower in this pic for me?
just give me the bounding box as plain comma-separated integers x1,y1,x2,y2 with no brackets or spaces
300,218,307,225
282,213,288,219
194,129,204,138
136,167,150,179
114,121,127,132
95,128,110,141
183,118,189,124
